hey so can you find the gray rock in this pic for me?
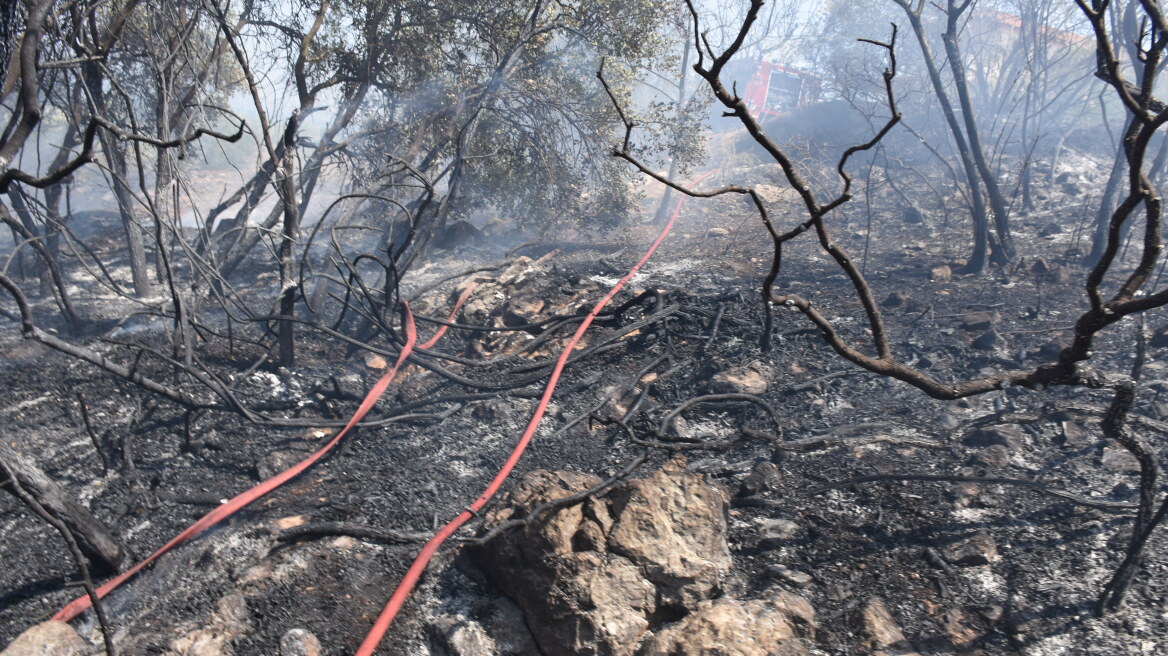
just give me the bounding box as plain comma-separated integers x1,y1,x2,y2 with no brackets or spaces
767,565,814,588
279,628,322,656
882,292,907,308
758,519,801,547
961,425,1025,452
427,618,498,656
971,328,1005,351
739,460,783,496
1102,447,1141,473
971,444,1011,468
962,310,1000,331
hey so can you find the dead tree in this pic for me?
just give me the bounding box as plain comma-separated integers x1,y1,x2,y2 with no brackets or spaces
888,0,1013,272
605,0,1168,616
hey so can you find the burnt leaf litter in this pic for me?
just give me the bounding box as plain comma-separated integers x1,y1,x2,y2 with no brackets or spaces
2,180,1168,655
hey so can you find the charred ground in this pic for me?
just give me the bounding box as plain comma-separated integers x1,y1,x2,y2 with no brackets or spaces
2,178,1167,654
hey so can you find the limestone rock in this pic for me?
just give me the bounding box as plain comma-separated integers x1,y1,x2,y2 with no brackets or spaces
428,618,499,656
279,629,321,656
503,294,545,327
1,621,86,656
638,592,815,656
472,457,734,655
758,519,801,547
767,565,814,588
607,456,732,611
857,598,921,656
166,593,250,656
945,531,999,566
708,362,770,395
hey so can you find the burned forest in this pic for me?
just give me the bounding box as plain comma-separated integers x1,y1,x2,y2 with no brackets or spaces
5,0,1168,654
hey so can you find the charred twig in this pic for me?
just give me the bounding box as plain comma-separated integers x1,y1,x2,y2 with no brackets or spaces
812,473,1137,512
278,522,435,545
658,393,781,437
741,428,946,453
75,392,110,474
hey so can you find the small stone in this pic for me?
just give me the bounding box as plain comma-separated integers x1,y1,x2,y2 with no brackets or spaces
759,518,801,547
739,460,783,496
709,361,770,395
1151,324,1168,348
1059,421,1092,448
963,310,1000,331
706,227,731,237
971,444,1011,468
216,593,250,630
426,619,495,656
768,565,814,587
1038,341,1064,360
1052,266,1074,284
275,515,307,530
962,425,1025,453
882,292,908,309
980,605,1004,623
944,531,998,566
1102,447,1141,473
364,353,388,369
280,628,322,656
944,609,979,647
952,481,981,507
971,329,1005,351
1039,222,1063,237
0,621,86,656
257,451,306,480
857,598,918,654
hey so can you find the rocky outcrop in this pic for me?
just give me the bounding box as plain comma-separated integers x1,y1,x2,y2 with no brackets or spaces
466,456,816,656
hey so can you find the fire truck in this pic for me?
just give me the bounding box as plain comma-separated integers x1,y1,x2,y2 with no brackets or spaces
740,61,821,119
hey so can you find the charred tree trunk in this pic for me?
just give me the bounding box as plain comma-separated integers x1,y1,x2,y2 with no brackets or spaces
1088,128,1129,266
941,0,1014,264
0,193,79,329
104,135,155,298
0,443,125,573
652,38,692,225
892,0,990,274
278,111,300,368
